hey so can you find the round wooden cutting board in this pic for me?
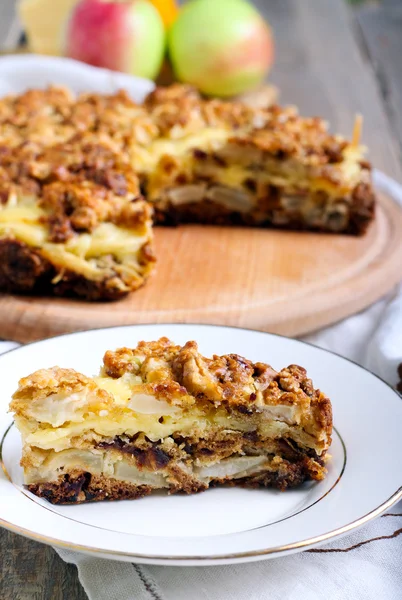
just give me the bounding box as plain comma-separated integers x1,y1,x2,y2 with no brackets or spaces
0,193,401,343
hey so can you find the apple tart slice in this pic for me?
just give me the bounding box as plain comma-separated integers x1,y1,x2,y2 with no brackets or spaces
10,337,332,504
140,86,375,235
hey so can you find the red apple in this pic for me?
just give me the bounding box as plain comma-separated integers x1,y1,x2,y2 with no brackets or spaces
168,0,274,97
65,0,166,80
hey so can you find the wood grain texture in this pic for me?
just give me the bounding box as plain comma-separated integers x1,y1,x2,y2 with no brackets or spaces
0,528,87,600
0,193,399,343
355,2,402,163
262,0,402,181
2,1,402,599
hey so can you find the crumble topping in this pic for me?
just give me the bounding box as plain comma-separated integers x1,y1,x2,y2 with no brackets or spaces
0,84,368,171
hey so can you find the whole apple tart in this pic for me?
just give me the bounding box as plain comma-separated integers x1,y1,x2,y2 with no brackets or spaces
0,84,375,300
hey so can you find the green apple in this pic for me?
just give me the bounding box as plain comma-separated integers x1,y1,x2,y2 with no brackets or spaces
168,0,274,97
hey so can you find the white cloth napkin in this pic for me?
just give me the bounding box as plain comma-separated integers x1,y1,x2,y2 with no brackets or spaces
0,171,399,600
0,56,400,599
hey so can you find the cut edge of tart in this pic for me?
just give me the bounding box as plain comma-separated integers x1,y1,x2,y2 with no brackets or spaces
140,88,375,234
10,337,333,504
0,135,155,300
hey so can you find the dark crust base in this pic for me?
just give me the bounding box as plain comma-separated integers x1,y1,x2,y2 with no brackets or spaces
0,239,150,301
28,472,154,504
155,202,374,236
153,182,375,236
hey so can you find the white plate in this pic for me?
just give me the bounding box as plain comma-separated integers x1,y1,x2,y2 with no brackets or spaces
0,55,154,99
1,324,401,566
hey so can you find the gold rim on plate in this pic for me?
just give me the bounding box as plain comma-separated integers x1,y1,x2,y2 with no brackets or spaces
0,324,401,562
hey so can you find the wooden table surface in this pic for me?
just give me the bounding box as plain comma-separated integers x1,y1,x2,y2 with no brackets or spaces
1,0,402,598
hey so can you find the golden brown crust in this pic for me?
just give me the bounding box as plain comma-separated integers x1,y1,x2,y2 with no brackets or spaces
103,338,332,425
103,337,182,378
13,367,93,398
0,136,144,239
0,84,373,182
143,85,360,168
11,366,104,401
226,113,347,166
10,367,113,420
0,87,76,148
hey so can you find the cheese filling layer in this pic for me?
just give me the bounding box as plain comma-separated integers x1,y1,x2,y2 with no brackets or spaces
144,136,367,203
0,201,150,281
15,382,326,455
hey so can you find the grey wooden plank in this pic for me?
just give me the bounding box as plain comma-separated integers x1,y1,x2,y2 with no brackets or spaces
381,0,402,8
253,0,402,179
0,0,22,51
0,528,87,600
355,3,402,163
